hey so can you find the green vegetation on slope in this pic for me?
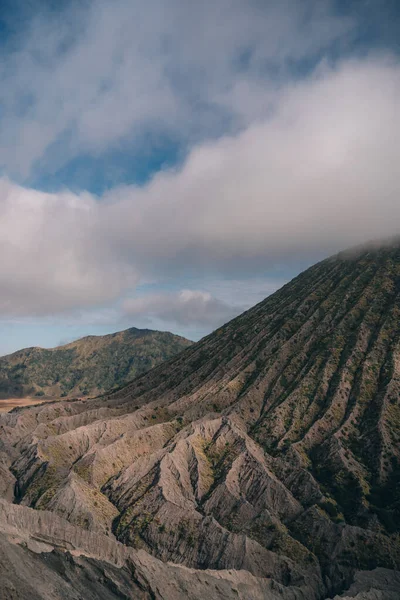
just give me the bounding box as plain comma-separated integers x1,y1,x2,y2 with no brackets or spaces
0,327,192,398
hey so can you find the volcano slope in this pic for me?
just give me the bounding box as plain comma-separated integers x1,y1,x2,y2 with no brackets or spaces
1,242,400,599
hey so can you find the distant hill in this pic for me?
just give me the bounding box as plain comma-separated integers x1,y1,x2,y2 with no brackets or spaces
0,327,192,398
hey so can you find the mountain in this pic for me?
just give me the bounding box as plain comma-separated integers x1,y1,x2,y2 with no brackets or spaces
0,327,192,399
1,241,400,599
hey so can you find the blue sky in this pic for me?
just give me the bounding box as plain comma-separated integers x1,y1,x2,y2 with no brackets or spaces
0,0,399,355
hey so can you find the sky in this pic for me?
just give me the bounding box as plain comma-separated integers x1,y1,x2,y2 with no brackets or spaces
0,0,399,354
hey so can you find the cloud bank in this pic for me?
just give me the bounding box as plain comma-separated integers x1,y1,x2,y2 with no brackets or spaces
0,1,399,333
1,57,399,319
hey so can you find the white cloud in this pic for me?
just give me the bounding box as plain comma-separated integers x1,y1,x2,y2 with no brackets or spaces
0,56,399,318
123,290,241,329
0,179,137,315
101,56,400,269
0,0,355,177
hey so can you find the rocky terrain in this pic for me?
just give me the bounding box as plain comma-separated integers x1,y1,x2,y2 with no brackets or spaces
1,241,400,599
0,500,398,599
0,327,192,398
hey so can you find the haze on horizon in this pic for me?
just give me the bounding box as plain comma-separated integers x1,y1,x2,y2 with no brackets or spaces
0,0,399,355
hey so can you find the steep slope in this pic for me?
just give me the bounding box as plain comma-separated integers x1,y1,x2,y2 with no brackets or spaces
2,240,400,599
0,327,192,398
